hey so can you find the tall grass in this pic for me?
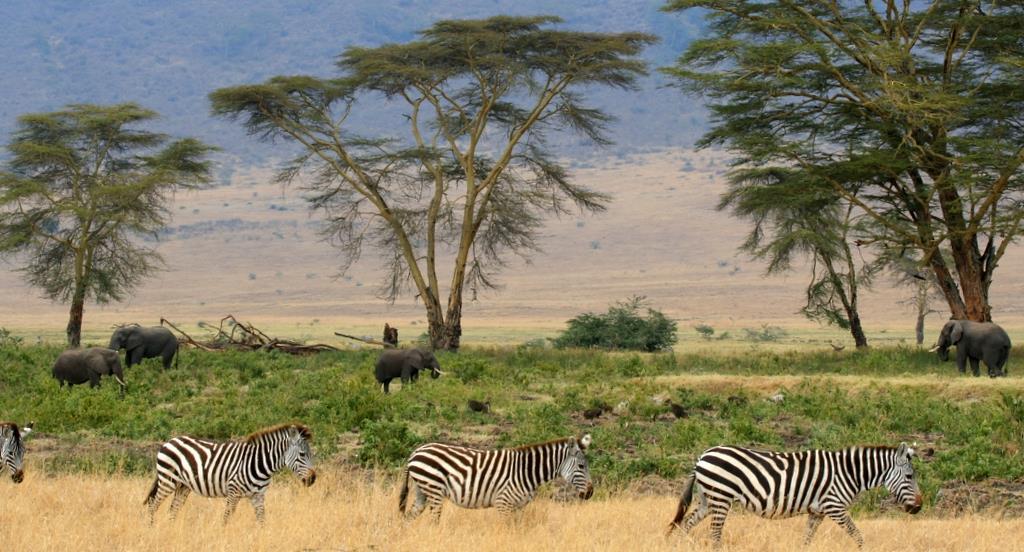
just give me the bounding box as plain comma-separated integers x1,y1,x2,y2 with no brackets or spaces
0,473,1020,551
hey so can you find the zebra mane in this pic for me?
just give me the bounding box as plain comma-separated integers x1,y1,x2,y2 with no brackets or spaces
242,423,312,443
511,436,576,452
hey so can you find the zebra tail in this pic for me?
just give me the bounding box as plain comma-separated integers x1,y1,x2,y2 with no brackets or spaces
143,477,159,505
667,473,695,535
398,467,410,515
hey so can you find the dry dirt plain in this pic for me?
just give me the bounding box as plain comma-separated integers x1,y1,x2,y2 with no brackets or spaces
4,150,1024,346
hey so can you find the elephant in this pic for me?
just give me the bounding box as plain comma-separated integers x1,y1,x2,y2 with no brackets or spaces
931,319,1011,377
52,347,126,397
375,348,444,394
109,325,179,370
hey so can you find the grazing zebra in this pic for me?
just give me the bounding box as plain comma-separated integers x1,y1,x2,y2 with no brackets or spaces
1,422,32,483
144,423,316,524
399,434,594,520
667,443,922,549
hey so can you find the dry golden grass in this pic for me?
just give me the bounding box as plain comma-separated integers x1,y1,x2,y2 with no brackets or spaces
1,471,1020,551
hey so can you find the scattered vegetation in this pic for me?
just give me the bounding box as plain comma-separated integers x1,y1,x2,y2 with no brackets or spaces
3,343,1022,513
553,296,677,352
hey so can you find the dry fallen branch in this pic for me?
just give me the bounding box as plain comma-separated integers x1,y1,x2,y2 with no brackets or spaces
161,315,340,355
333,331,395,348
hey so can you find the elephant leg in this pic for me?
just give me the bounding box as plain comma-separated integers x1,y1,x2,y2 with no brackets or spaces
956,350,968,374
381,379,391,394
89,373,100,388
969,357,981,377
130,348,144,368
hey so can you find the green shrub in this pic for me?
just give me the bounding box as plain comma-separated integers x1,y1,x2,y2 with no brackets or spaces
357,419,422,468
552,296,677,352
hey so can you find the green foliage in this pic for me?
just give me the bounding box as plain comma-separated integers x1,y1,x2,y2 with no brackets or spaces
0,104,215,345
664,0,1024,322
694,324,714,339
0,328,23,347
553,296,678,352
2,344,1022,514
357,419,422,468
741,325,788,342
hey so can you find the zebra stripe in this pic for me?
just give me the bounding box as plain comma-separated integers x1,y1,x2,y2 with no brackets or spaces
668,443,923,548
144,423,316,523
399,434,594,519
0,422,31,484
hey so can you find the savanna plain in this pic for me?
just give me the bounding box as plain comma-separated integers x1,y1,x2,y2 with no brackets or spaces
1,345,1023,551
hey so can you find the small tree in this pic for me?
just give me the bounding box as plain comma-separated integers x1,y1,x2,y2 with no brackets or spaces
210,16,656,350
720,171,874,348
553,296,677,352
0,104,214,346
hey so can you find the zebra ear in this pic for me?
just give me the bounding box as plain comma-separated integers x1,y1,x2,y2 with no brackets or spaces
578,434,592,450
897,442,912,458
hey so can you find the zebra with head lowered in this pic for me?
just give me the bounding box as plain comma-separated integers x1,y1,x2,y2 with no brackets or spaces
1,422,33,483
667,443,922,549
144,423,316,524
399,434,594,520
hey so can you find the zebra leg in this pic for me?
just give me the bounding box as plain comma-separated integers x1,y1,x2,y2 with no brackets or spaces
167,486,191,520
222,495,241,524
827,510,864,548
679,489,710,534
146,480,176,524
804,513,825,545
249,492,266,524
706,500,732,550
405,482,430,520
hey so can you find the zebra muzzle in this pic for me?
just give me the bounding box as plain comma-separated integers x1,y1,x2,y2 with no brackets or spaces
12,469,24,484
303,470,317,487
580,482,594,500
906,493,923,514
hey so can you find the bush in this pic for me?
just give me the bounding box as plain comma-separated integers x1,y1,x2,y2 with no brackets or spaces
357,419,422,468
552,296,677,352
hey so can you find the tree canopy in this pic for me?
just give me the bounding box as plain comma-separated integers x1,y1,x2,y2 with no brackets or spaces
211,15,656,350
664,0,1024,323
0,104,215,345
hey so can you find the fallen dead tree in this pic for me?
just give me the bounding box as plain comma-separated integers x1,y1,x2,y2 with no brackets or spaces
160,315,340,355
334,322,399,348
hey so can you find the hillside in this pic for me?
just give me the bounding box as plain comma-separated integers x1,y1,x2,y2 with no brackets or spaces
0,0,706,166
4,151,1024,345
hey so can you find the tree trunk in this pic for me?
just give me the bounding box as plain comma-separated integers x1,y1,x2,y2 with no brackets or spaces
66,284,86,347
848,312,868,349
915,312,926,345
429,294,463,351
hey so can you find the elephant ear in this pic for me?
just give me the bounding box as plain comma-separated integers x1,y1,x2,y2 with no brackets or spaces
126,329,144,350
950,321,964,344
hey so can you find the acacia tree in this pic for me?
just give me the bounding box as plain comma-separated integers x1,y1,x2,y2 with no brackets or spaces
721,170,874,347
0,104,214,346
211,16,655,350
664,1,1024,322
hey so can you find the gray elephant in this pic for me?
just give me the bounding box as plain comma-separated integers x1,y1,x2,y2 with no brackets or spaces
52,347,126,397
931,319,1011,377
375,348,444,394
109,325,179,370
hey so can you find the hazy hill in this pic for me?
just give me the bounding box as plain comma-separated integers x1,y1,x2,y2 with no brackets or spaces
1,0,707,168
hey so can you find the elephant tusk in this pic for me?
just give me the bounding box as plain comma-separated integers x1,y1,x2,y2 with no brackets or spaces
928,345,940,352
435,369,446,375
114,375,127,387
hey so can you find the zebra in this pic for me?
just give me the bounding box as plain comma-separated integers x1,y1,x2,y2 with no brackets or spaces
1,422,32,484
667,442,923,549
144,423,316,524
399,434,594,520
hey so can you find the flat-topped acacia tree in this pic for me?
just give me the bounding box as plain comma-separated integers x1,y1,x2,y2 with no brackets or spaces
211,16,656,350
664,1,1024,323
0,104,214,346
